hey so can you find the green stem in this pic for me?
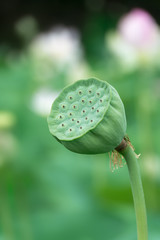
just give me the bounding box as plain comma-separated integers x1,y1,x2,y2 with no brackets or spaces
120,145,148,240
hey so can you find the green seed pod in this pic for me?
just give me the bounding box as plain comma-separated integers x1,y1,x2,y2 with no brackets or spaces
48,78,127,154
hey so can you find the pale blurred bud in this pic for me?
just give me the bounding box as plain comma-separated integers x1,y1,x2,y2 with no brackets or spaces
31,88,60,116
30,27,83,66
107,32,139,69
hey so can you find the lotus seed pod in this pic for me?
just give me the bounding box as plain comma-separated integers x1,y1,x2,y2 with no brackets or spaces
48,78,127,154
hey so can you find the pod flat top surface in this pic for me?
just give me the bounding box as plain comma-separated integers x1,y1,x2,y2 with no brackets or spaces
48,78,111,140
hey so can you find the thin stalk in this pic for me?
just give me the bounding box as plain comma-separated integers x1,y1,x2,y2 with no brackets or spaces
120,145,148,240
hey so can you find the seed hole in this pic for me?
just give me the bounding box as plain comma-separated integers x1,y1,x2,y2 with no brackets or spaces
85,117,88,120
100,99,102,102
70,128,72,131
82,99,85,103
72,119,74,121
92,107,94,110
62,124,64,127
69,96,73,100
80,126,82,129
97,93,100,96
83,110,85,113
73,105,76,109
69,113,72,116
79,91,82,94
77,121,80,123
59,115,62,119
97,110,99,112
62,105,65,108
89,100,92,103
90,120,93,122
89,90,92,94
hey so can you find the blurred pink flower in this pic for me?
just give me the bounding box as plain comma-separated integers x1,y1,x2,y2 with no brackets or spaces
118,8,159,48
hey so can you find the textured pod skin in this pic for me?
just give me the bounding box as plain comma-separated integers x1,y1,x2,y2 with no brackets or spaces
48,78,127,154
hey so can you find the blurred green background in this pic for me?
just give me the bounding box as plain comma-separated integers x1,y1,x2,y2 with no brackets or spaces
0,1,160,239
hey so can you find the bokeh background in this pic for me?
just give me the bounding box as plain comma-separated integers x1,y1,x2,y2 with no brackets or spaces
0,0,160,239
